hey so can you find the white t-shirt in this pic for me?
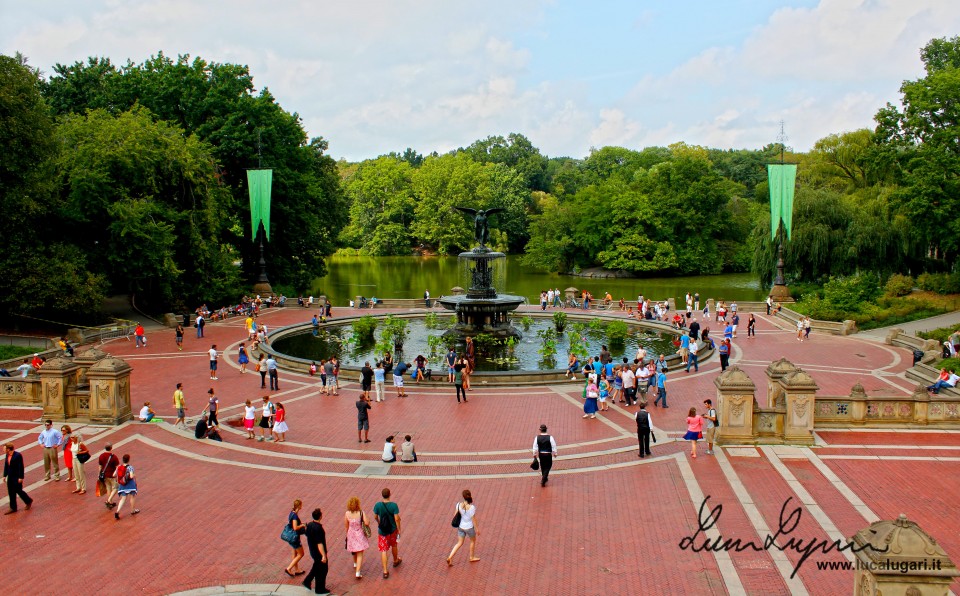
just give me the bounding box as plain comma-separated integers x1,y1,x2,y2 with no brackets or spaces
689,341,699,356
139,406,150,419
382,442,395,460
262,402,274,417
457,502,476,529
947,373,960,387
244,405,257,420
621,368,636,388
209,348,218,361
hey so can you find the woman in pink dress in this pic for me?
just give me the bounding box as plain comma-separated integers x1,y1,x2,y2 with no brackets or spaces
344,496,370,579
684,407,704,458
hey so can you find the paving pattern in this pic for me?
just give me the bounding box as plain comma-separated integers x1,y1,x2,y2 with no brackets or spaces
1,306,958,596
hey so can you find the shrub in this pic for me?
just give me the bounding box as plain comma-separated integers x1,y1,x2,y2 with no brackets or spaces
917,326,958,344
606,320,629,344
884,274,914,297
588,318,607,333
821,273,881,312
351,315,378,340
553,311,568,332
938,357,960,372
917,272,960,294
424,312,439,329
519,315,534,331
536,328,558,362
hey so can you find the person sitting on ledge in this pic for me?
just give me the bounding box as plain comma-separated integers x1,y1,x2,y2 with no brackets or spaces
138,402,156,422
565,354,581,380
928,369,959,394
382,435,397,463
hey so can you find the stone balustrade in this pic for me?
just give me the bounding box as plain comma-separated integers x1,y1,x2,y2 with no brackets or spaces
776,306,858,335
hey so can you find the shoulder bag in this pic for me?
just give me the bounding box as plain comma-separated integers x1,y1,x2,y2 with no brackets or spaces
76,444,91,464
361,511,372,538
530,455,540,470
451,503,462,528
280,524,298,546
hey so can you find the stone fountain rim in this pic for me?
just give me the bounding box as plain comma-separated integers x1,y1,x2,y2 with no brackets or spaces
260,311,702,383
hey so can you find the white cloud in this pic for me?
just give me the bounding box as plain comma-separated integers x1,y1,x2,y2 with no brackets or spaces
4,0,960,159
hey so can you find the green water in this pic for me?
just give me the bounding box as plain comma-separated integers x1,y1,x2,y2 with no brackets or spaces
310,255,765,306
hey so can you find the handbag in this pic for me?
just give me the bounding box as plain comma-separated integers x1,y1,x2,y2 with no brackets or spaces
280,524,298,546
361,512,372,538
77,451,91,464
530,456,540,470
651,431,657,443
452,505,462,528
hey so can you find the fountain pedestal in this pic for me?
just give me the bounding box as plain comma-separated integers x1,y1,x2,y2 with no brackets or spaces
438,247,523,338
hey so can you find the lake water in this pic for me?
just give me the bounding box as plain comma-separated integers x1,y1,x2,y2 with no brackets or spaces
311,255,765,305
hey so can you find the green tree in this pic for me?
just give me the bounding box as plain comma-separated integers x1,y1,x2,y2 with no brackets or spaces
460,133,549,191
44,53,347,291
875,36,960,264
54,107,240,306
341,156,416,255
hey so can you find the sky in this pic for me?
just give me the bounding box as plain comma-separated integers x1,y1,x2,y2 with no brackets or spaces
4,0,960,161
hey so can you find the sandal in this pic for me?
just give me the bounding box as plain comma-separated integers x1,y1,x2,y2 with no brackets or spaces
294,571,305,576
132,509,140,515
393,559,402,567
446,558,452,567
383,572,389,579
285,569,295,577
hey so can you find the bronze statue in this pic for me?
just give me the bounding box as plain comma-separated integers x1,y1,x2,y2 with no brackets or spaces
454,207,505,247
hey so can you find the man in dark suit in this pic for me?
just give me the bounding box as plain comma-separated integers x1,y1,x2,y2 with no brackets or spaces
3,443,33,513
302,508,329,594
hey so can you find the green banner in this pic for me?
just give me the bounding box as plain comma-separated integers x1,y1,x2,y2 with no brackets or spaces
767,164,796,241
247,169,273,241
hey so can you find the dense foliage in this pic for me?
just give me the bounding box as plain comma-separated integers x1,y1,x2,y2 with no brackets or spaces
4,35,960,321
0,53,345,318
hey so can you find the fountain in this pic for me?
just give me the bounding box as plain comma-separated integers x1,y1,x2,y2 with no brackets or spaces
437,208,525,338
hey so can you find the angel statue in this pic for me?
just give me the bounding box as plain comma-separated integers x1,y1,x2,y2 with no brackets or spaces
453,207,505,248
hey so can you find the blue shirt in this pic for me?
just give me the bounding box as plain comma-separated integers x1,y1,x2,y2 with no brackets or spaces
38,428,62,448
724,325,733,339
446,351,457,367
374,368,385,383
656,372,666,389
604,362,614,377
395,362,408,376
680,335,690,349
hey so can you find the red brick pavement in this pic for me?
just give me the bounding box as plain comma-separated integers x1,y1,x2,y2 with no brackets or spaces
1,307,957,595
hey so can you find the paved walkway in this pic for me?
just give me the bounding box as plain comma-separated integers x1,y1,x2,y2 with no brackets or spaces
860,309,960,338
1,306,958,596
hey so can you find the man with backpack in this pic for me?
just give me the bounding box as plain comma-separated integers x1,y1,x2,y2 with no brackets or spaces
98,444,120,510
373,487,402,579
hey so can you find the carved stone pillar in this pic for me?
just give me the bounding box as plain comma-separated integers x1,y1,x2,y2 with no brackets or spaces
849,382,868,425
912,384,930,425
86,357,133,425
74,347,110,388
779,368,818,445
37,357,80,419
714,366,757,445
565,287,578,304
765,357,798,408
851,514,958,595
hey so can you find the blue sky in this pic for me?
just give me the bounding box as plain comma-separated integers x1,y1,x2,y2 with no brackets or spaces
3,1,958,161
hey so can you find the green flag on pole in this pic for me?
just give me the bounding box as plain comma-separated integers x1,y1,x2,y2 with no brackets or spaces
767,164,796,241
247,169,273,241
